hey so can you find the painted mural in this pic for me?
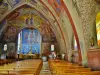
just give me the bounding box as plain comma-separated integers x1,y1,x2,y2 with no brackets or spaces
17,28,41,54
3,26,17,42
7,11,20,21
48,0,63,16
1,6,57,43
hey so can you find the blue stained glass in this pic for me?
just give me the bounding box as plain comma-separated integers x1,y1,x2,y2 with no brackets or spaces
20,29,41,54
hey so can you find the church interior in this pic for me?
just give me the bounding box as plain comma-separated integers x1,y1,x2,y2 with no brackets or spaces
0,0,100,75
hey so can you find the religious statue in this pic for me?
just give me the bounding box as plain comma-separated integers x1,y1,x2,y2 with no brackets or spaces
90,37,94,47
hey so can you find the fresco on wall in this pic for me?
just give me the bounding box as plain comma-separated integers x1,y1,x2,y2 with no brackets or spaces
48,0,63,16
18,28,41,54
1,6,57,43
3,26,17,42
7,11,20,21
9,7,44,27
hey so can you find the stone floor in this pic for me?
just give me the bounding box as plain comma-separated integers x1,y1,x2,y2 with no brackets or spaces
40,62,51,75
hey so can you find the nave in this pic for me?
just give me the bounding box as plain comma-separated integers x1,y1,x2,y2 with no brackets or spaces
0,0,100,75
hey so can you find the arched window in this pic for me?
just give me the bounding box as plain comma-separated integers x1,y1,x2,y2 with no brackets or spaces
74,36,78,50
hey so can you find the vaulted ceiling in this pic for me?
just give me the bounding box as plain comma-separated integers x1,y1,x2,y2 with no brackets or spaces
0,0,59,42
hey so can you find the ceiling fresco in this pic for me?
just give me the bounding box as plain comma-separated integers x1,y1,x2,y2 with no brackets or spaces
0,0,63,43
48,0,64,16
1,6,56,42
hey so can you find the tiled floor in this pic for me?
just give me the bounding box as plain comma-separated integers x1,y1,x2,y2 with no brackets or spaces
40,62,51,75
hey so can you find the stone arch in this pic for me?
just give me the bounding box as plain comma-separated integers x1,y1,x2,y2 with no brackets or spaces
62,0,88,66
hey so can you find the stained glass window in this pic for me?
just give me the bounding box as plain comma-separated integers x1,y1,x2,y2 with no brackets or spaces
17,29,41,54
96,13,100,47
74,36,78,50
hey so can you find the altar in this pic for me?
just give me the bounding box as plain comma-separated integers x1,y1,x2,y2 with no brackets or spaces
17,54,40,60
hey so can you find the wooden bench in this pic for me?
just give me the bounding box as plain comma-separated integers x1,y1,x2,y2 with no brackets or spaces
0,59,43,75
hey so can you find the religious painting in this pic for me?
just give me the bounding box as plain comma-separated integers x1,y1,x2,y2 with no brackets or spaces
42,35,51,43
18,28,41,54
3,26,17,42
48,0,63,16
7,11,20,21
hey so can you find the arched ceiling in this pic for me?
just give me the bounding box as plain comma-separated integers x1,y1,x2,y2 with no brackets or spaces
0,0,64,43
0,0,86,62
1,5,56,42
0,0,78,55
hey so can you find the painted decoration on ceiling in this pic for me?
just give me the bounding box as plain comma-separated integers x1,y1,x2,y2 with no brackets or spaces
7,11,20,21
3,26,17,42
7,6,44,28
96,13,100,47
0,2,8,16
7,6,53,35
17,28,41,54
1,6,56,43
25,0,37,4
72,0,80,16
48,0,63,16
40,23,57,43
7,0,20,7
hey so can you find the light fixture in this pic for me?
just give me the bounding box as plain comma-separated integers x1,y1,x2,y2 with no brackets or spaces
51,44,54,51
4,44,7,51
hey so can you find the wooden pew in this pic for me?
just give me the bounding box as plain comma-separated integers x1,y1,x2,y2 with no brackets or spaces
49,59,100,75
0,59,43,75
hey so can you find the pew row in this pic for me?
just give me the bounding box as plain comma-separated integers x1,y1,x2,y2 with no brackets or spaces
48,59,100,75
